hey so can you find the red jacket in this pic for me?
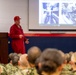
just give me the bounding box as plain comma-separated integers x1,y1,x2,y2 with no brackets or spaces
10,24,26,54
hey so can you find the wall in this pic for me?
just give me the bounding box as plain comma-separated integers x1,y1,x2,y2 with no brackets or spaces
0,0,28,32
0,0,76,33
8,35,76,53
0,0,49,33
0,0,76,54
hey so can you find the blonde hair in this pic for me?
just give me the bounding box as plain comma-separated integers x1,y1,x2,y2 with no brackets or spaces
71,52,76,63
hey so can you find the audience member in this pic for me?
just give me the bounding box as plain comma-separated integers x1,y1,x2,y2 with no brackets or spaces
27,46,41,75
0,47,76,75
36,48,65,75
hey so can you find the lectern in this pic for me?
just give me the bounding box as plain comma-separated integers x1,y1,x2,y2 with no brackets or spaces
0,33,8,64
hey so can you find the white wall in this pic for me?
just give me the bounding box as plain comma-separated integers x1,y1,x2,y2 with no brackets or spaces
0,0,75,33
0,0,28,32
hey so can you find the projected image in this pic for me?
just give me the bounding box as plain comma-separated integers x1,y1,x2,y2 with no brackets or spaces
39,2,59,25
61,3,76,24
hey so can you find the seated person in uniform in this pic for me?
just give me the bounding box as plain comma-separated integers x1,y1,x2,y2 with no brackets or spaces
8,53,18,64
60,53,73,75
18,54,29,69
14,54,30,75
35,48,65,75
0,63,7,75
6,53,20,75
27,46,41,68
27,46,41,75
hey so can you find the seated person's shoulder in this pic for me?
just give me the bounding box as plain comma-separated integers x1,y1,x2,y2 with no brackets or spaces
5,63,13,69
0,64,7,75
27,68,39,75
60,64,73,75
63,64,72,70
60,70,73,75
72,70,76,75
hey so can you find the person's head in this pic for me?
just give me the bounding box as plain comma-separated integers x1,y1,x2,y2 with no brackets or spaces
18,54,29,67
9,53,13,59
69,51,73,56
9,53,18,63
58,50,65,58
70,52,76,70
36,48,65,75
65,53,71,64
14,16,21,25
27,46,41,67
12,55,19,66
71,52,76,64
9,53,19,65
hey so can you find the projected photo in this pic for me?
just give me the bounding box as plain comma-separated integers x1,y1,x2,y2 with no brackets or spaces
39,2,59,25
61,3,76,24
39,0,76,25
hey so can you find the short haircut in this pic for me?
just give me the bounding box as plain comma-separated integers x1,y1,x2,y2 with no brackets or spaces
9,53,18,60
19,54,28,67
9,53,19,66
36,48,65,74
12,55,19,66
27,46,41,64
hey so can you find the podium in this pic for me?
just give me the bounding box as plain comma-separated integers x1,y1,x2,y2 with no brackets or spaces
0,33,8,64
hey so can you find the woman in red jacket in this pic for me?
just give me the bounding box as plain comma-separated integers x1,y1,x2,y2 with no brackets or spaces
10,16,29,54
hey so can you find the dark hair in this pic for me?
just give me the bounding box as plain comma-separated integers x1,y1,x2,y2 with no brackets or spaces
12,55,19,66
9,53,19,66
9,53,18,59
28,46,41,64
36,48,65,74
